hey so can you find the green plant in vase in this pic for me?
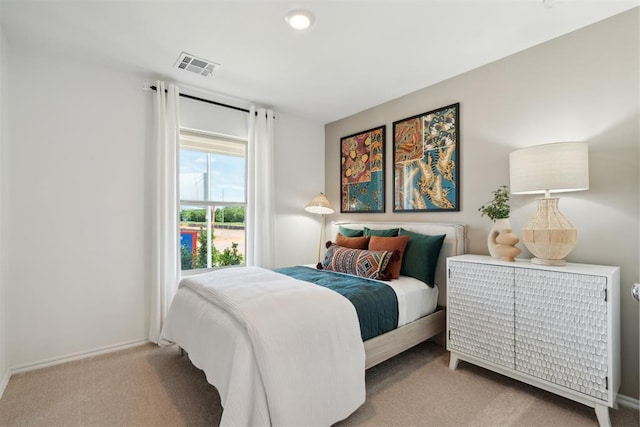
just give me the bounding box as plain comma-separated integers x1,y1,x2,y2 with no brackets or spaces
479,185,520,262
478,185,510,221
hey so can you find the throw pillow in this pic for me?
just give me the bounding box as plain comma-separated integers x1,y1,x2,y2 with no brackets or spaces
363,227,400,237
398,229,446,287
335,233,370,249
338,226,364,237
320,243,394,280
368,235,410,279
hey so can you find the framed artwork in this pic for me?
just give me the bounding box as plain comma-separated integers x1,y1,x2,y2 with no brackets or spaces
393,103,460,212
340,125,385,213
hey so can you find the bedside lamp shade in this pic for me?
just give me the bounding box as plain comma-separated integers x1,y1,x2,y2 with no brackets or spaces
305,192,334,267
509,142,589,266
510,142,589,196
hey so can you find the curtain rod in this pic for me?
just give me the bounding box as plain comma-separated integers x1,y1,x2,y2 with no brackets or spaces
150,85,250,114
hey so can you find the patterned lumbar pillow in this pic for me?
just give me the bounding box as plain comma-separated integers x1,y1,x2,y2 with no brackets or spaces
319,243,395,280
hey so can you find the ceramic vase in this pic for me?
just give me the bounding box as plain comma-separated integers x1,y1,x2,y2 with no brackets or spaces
488,218,521,262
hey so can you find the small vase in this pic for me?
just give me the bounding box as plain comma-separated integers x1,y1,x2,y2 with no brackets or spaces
488,218,521,262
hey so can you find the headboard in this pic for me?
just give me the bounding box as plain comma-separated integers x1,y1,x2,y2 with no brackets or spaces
330,221,466,307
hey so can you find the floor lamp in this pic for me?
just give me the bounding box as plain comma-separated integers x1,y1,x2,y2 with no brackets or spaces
509,142,589,266
305,192,334,268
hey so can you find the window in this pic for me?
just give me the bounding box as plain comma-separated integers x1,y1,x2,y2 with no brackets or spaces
179,129,247,271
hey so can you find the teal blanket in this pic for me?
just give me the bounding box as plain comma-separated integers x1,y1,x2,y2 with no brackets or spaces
274,266,398,341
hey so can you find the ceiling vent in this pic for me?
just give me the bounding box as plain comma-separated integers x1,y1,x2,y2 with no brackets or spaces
174,52,220,77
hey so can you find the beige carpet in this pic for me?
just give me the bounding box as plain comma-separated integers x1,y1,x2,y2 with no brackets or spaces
0,341,637,426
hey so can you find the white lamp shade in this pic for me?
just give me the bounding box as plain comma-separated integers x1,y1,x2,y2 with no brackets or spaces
509,142,589,195
305,192,334,215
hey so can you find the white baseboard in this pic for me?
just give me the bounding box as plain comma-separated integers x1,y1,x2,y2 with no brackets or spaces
0,367,9,400
617,393,640,411
9,338,149,375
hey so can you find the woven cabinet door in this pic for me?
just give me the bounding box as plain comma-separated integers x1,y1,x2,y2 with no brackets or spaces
448,261,515,369
514,269,609,401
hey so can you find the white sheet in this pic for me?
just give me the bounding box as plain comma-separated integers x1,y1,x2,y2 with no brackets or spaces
160,266,366,427
385,276,439,327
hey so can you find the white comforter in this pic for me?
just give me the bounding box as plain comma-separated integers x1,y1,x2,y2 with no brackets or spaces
159,266,366,426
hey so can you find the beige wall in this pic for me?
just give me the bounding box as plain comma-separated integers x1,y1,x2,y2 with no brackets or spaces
3,38,324,371
325,9,639,400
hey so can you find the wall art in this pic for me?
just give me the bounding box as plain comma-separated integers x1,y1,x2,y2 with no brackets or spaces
340,125,385,213
393,103,460,212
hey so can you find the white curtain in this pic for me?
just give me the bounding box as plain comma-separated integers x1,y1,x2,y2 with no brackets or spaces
246,106,275,268
149,81,181,344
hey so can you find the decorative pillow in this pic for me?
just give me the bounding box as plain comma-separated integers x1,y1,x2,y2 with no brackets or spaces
335,233,370,249
319,243,394,280
398,229,446,287
338,226,364,237
368,235,410,279
364,227,400,237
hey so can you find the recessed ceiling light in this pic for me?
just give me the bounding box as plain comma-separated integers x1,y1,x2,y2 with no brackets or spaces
285,9,314,30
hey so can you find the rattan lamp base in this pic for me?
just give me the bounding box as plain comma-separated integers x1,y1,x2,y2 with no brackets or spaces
521,197,577,265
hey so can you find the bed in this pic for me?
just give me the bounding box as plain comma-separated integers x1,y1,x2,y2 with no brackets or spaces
159,221,466,426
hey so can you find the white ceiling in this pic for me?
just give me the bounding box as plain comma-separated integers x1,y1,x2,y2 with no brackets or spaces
1,0,637,123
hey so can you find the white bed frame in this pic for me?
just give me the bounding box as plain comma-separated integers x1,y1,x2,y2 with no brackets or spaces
330,221,466,369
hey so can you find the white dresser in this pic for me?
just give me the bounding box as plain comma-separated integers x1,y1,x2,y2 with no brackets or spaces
446,254,620,427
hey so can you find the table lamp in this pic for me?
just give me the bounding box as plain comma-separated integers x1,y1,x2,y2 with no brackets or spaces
509,142,589,266
305,192,334,268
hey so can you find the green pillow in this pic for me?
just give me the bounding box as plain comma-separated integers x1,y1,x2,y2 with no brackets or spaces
364,227,399,237
338,226,363,237
398,229,446,287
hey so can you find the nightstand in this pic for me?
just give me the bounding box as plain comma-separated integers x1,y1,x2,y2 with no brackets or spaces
446,254,620,427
